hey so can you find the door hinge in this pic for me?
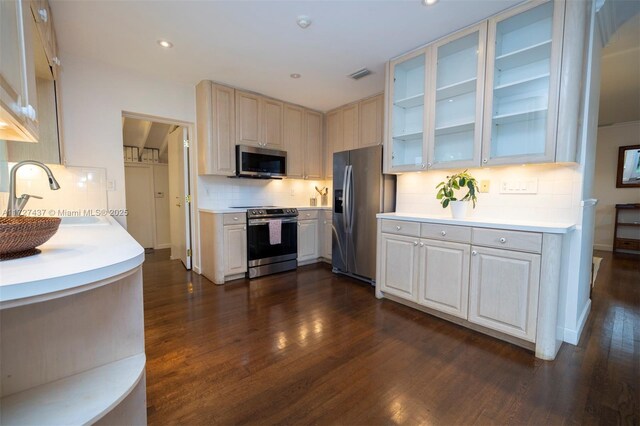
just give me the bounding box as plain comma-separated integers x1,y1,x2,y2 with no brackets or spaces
187,249,192,257
185,194,192,203
183,139,190,148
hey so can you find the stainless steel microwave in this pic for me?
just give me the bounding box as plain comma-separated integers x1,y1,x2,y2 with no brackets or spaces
236,145,287,179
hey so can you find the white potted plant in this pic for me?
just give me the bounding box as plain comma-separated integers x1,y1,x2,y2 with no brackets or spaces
436,170,479,219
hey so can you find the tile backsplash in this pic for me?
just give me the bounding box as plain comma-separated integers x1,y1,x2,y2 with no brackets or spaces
0,163,108,216
396,163,582,223
197,176,332,209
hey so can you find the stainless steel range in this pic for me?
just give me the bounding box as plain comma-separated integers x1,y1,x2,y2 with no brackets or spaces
244,207,299,279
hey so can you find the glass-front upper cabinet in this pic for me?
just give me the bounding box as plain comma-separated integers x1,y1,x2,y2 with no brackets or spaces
482,0,564,166
387,48,428,172
427,23,487,169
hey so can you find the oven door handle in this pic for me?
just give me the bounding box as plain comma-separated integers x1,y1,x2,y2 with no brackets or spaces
248,218,298,225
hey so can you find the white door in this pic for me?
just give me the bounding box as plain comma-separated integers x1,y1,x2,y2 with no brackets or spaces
124,165,155,248
418,239,470,319
378,233,420,302
168,126,192,269
468,246,541,342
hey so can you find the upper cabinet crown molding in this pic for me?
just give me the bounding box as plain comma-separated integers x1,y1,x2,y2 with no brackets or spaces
384,0,590,173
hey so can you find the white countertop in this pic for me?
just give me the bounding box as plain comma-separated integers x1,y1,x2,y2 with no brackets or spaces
0,216,144,307
377,212,576,234
199,206,332,214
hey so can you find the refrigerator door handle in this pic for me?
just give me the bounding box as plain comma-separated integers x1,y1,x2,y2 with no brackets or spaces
342,165,351,233
347,165,355,233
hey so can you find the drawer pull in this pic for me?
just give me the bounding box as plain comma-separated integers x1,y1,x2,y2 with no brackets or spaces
419,242,424,247
413,241,418,246
472,250,478,256
396,225,401,230
441,230,447,236
499,237,507,243
306,213,311,217
233,217,239,221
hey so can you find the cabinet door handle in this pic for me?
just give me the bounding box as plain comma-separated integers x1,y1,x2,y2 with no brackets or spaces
421,163,426,169
52,57,61,66
472,250,478,256
414,241,418,246
499,237,507,243
243,225,246,230
427,162,432,167
482,158,488,164
441,230,446,236
419,242,424,247
396,225,401,230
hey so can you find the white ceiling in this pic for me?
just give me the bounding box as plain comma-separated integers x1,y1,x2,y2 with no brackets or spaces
49,0,523,112
599,13,640,126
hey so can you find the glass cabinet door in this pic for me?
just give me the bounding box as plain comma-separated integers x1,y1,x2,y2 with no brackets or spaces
483,0,562,165
389,49,428,171
427,23,486,169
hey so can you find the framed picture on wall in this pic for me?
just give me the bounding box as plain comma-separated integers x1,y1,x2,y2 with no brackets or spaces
616,145,640,188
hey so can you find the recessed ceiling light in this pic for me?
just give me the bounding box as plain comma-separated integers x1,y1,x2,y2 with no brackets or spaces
290,73,301,79
296,15,312,29
422,0,438,5
157,40,173,48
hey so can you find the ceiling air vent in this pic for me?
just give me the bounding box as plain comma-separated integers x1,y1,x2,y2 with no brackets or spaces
348,68,372,80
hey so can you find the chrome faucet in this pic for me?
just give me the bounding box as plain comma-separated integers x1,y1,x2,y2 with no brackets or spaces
6,161,61,216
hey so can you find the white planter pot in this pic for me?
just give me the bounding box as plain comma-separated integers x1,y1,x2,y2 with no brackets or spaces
450,201,469,219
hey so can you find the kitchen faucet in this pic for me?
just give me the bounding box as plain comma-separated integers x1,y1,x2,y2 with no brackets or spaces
6,161,61,216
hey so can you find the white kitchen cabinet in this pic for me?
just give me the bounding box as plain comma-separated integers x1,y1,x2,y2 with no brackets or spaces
376,216,569,359
223,224,247,276
341,102,359,151
359,94,384,148
304,110,323,179
235,90,261,147
482,0,564,166
0,0,39,142
298,218,319,263
386,48,429,173
196,81,236,176
378,233,420,302
30,0,59,69
468,245,540,342
261,97,284,149
325,109,342,179
426,23,486,170
418,239,470,319
321,211,332,260
284,104,305,178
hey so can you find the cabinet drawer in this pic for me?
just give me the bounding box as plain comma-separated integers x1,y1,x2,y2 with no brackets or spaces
421,223,471,243
472,228,542,254
299,210,319,220
223,213,246,225
380,219,420,237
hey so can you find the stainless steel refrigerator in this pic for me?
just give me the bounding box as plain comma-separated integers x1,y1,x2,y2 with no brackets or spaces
332,145,396,283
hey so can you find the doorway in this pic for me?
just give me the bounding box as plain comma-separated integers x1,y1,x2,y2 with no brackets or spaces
122,112,193,270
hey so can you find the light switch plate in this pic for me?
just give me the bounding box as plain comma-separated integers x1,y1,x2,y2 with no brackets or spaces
500,179,538,194
106,179,116,191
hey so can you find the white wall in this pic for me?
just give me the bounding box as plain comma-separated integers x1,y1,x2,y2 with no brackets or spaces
396,163,581,224
198,176,332,210
57,52,195,226
593,121,640,250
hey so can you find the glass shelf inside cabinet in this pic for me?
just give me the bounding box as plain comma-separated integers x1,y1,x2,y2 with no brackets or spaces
392,53,426,168
490,1,553,160
433,31,480,165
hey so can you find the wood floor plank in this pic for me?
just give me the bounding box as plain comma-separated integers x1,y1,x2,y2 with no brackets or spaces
142,249,640,425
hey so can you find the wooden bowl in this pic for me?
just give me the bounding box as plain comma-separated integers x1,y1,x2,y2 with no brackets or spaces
0,217,61,260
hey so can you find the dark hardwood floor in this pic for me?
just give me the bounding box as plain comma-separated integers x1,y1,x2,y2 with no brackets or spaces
142,249,639,425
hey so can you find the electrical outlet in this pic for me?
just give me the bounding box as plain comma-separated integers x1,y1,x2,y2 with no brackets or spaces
480,180,490,193
499,179,538,194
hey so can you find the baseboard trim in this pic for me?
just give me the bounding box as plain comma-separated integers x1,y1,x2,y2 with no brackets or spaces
154,243,171,250
593,244,612,252
564,299,592,345
193,265,201,274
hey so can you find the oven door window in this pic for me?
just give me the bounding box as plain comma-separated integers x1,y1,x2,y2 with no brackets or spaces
248,221,297,261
